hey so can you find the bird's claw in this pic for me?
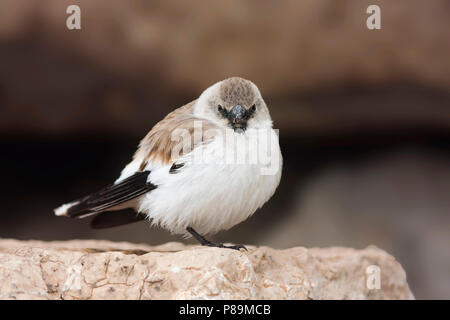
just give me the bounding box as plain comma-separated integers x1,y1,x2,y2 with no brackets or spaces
226,244,248,251
206,243,248,251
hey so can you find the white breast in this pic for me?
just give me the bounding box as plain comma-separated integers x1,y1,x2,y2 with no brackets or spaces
138,128,282,236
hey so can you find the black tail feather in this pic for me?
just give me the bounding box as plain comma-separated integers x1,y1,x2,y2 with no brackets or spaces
64,171,155,218
90,209,147,229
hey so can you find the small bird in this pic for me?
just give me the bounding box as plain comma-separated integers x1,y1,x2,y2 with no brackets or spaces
54,77,282,250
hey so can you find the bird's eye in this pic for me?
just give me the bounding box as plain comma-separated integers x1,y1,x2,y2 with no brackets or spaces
217,105,223,112
250,104,256,112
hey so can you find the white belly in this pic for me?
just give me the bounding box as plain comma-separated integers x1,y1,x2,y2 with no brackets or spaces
138,129,282,236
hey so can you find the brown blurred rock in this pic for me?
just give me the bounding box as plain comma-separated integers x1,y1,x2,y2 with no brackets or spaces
0,0,449,136
1,0,449,91
0,239,413,299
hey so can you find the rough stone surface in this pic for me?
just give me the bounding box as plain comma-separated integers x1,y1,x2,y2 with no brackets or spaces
0,239,413,300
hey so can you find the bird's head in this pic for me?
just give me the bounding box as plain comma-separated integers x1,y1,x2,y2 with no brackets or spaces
195,77,272,133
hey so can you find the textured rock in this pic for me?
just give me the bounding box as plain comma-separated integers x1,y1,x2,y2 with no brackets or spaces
0,239,413,300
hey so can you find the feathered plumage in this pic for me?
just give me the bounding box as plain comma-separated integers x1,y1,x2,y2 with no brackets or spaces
55,77,282,249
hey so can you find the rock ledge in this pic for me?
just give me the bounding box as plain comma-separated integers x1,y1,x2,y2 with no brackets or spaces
0,239,413,300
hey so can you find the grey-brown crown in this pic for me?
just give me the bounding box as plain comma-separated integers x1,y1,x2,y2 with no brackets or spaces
219,77,257,107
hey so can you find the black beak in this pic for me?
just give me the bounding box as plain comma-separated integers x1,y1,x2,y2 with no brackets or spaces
228,105,247,131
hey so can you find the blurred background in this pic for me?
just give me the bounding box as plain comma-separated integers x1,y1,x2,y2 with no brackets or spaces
0,0,449,299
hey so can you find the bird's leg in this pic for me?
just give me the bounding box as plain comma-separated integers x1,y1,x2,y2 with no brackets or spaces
186,227,247,251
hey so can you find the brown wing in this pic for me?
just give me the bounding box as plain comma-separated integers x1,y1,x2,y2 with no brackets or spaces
134,100,220,170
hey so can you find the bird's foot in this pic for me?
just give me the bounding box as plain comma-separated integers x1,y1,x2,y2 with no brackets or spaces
203,242,248,251
186,226,248,251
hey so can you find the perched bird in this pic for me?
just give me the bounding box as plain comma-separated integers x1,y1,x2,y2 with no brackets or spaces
54,77,282,250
